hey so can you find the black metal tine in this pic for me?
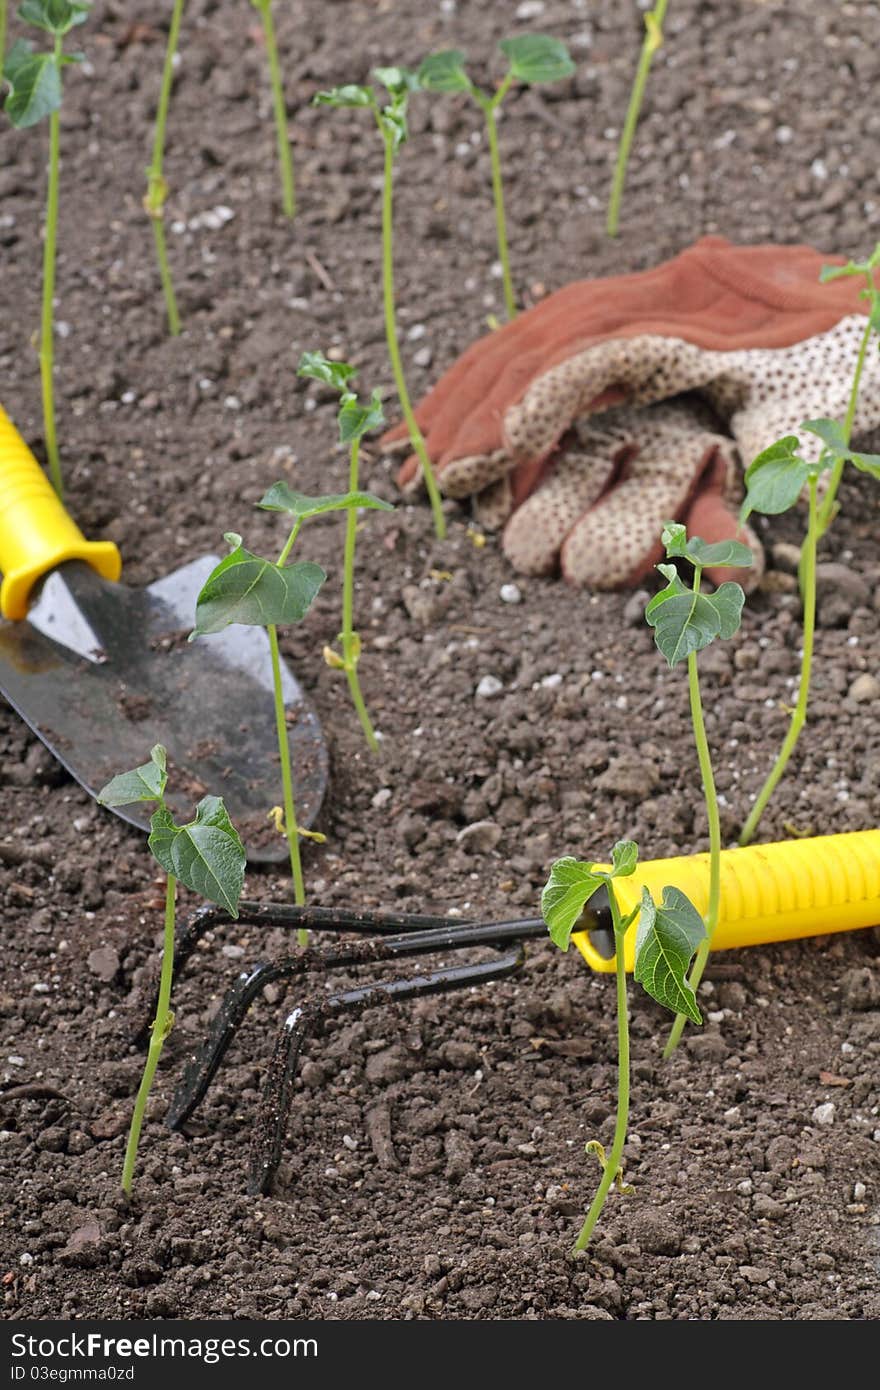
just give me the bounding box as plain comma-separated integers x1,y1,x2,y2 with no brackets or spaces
140,901,487,1045
166,957,299,1130
167,918,546,1130
248,943,528,1196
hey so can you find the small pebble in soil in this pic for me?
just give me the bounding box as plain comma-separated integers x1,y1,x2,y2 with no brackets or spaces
812,1102,835,1126
623,589,650,626
456,821,502,854
475,675,504,698
500,583,522,604
848,673,880,703
87,946,120,983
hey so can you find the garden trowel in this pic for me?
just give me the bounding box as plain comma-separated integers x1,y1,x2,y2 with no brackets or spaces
0,405,327,863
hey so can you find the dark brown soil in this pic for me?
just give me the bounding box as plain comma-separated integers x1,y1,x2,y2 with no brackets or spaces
2,0,880,1322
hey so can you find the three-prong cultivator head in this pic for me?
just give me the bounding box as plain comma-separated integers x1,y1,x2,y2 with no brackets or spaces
145,903,546,1195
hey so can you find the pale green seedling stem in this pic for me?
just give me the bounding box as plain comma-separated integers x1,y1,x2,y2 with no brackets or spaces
254,0,295,217
40,33,63,497
573,884,633,1252
738,476,819,850
663,564,722,1056
341,439,379,751
474,72,515,320
0,2,7,84
816,318,875,535
270,520,308,944
607,0,668,238
121,872,177,1193
377,115,446,540
146,0,185,336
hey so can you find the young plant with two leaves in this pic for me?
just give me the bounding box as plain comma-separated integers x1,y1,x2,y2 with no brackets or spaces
313,69,446,540
97,746,245,1194
190,422,392,941
737,246,880,849
2,0,90,497
417,35,574,320
542,840,706,1253
297,350,393,752
645,523,752,1054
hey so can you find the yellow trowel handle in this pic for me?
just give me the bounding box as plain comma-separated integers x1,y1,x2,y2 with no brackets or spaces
0,405,121,620
573,829,880,972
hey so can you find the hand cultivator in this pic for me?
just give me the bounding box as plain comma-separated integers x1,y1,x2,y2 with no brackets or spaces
151,828,880,1197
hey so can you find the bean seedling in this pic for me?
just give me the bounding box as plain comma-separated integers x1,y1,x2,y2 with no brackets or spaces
297,351,394,752
736,250,879,847
815,245,880,537
97,745,245,1194
251,0,295,218
542,840,705,1253
313,69,446,540
736,420,880,848
607,1,668,238
191,482,390,941
418,35,574,321
3,0,90,497
645,523,752,1055
144,0,185,336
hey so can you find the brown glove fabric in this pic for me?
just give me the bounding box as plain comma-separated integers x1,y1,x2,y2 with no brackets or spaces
382,237,879,587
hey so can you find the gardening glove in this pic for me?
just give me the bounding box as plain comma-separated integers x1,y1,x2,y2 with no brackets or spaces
382,236,880,587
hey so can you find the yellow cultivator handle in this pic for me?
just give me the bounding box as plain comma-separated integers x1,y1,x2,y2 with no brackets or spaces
573,829,880,972
0,405,121,620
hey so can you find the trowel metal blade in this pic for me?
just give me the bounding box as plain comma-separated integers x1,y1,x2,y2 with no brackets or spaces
0,556,328,864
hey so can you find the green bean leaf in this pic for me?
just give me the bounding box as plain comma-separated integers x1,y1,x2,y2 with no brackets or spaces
378,100,408,152
541,857,605,952
740,436,811,520
257,483,393,519
97,745,168,807
313,84,373,108
801,418,880,479
661,522,753,570
338,389,386,444
800,418,850,458
297,351,357,391
373,66,420,98
634,886,705,1023
3,39,61,126
499,34,575,86
148,796,245,918
417,50,472,94
646,564,744,667
18,0,89,36
190,536,325,635
610,839,639,878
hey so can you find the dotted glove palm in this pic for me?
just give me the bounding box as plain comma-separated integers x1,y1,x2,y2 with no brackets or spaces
382,237,880,587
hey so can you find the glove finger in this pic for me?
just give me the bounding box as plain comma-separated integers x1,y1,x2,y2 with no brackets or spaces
558,432,736,588
501,439,629,576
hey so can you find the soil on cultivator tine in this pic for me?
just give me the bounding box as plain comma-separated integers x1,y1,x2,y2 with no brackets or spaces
1,0,879,1323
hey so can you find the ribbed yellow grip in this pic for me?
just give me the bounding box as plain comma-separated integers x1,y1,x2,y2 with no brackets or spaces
573,829,880,972
0,405,121,620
